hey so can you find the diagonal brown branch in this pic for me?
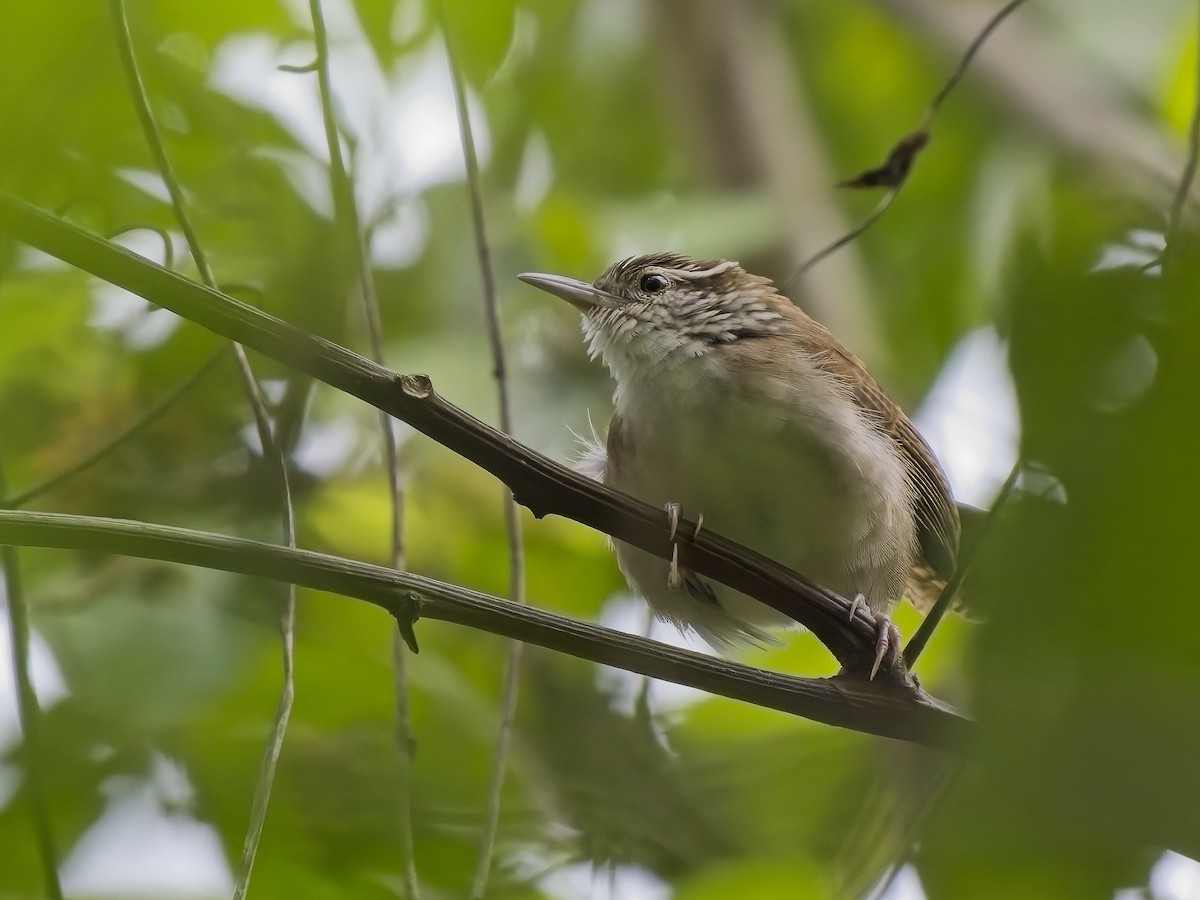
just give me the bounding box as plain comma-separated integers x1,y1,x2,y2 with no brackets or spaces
0,509,972,750
0,194,901,676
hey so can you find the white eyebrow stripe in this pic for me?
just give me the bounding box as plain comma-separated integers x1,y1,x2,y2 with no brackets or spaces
663,260,738,280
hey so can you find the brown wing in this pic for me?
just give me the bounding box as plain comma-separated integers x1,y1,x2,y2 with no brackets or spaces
833,348,960,580
772,302,961,580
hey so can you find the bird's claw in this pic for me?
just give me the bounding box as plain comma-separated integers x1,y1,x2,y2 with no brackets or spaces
666,501,681,542
848,593,900,679
869,614,901,680
665,503,704,591
666,502,684,590
848,592,866,621
668,544,684,590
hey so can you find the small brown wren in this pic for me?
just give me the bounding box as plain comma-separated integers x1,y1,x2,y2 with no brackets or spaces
519,254,959,674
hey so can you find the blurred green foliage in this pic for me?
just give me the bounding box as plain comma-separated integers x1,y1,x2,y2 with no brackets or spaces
1,1,1199,898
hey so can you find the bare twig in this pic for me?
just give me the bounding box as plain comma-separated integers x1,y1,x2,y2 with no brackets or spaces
791,190,899,280
0,195,914,676
303,0,419,891
905,459,1021,665
107,5,297,894
0,509,974,750
923,0,1027,123
790,0,1026,281
0,444,63,900
439,14,529,896
2,348,227,509
874,0,1182,199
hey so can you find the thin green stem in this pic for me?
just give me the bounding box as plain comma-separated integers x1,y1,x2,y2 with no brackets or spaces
305,0,419,892
2,348,227,509
0,405,63,900
439,12,528,896
108,4,297,894
905,460,1022,666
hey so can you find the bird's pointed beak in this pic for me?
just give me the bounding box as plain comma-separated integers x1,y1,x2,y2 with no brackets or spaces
517,272,620,312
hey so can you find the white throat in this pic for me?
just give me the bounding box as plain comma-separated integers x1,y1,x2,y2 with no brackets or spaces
581,317,715,404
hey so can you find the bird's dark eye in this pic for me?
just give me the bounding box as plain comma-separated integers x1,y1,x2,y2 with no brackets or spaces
639,273,669,293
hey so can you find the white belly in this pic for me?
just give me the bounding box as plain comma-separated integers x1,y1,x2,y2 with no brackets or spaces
603,355,915,650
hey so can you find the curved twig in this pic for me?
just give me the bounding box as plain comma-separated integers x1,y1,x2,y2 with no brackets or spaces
789,0,1027,282
923,0,1027,122
104,223,176,272
790,189,899,280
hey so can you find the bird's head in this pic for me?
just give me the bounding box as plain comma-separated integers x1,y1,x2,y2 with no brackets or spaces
519,253,790,383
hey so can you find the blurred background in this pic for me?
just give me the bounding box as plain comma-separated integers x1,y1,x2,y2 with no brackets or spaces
1,0,1199,897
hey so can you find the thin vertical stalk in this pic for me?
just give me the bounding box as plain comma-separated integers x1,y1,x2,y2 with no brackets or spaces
438,12,528,898
0,411,63,900
905,460,1022,665
108,4,297,896
305,1,418,894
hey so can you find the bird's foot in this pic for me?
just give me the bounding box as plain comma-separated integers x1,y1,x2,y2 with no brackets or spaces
665,502,704,591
